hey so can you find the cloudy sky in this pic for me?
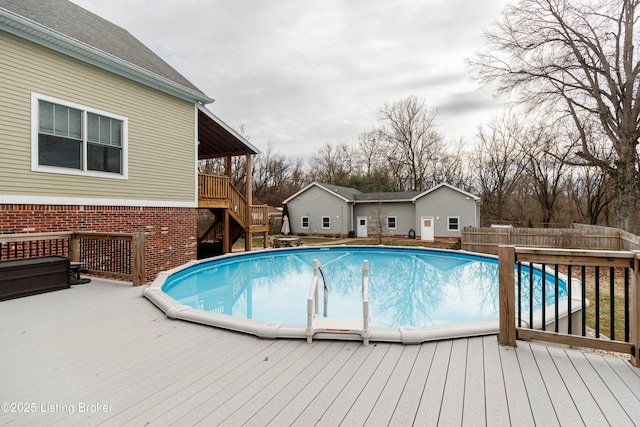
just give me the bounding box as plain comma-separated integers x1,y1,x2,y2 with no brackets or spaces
71,0,510,160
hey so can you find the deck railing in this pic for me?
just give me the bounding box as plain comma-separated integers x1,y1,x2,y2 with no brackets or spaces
498,245,639,367
250,205,268,227
0,231,145,286
198,174,229,199
228,182,248,224
198,173,269,231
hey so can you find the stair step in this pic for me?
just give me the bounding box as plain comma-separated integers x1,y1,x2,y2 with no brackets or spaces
313,317,363,333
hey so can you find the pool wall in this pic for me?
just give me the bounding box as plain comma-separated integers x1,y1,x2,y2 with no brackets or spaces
144,246,584,344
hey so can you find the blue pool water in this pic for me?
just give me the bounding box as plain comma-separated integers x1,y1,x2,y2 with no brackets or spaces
162,246,568,329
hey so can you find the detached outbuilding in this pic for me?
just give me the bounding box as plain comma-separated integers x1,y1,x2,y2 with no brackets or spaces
283,182,481,241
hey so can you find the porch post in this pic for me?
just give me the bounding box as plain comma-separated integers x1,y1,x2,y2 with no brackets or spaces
223,209,230,254
632,252,640,367
245,153,253,252
498,245,517,347
70,233,80,262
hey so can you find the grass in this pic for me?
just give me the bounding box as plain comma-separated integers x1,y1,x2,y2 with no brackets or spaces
554,265,631,342
584,287,629,342
585,280,625,341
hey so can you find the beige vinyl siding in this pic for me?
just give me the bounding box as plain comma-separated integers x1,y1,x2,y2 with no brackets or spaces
0,30,196,204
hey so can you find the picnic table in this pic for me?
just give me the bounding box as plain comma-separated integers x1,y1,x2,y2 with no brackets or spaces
273,237,301,247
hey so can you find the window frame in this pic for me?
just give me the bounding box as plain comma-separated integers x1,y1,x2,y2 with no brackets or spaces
387,216,397,229
31,93,128,179
301,216,310,229
322,216,330,229
447,216,460,231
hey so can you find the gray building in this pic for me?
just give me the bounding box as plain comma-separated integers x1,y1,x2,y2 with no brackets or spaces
283,182,481,241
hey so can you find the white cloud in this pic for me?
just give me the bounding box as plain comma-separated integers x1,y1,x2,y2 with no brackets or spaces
71,0,509,160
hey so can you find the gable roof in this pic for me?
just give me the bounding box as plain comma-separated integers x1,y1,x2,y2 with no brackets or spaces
412,183,480,202
0,0,212,104
284,182,479,205
354,191,422,202
282,182,362,204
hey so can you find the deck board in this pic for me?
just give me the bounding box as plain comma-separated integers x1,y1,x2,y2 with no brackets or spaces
527,344,583,426
414,339,453,425
483,335,511,426
498,343,536,426
515,343,560,426
1,278,639,426
229,340,344,426
438,338,467,426
339,344,405,427
364,344,421,426
388,342,437,426
546,346,610,426
462,336,486,426
565,351,635,426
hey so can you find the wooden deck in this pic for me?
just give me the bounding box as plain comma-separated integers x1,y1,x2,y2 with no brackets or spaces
1,279,639,426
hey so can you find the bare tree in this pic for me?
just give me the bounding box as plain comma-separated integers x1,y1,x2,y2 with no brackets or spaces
308,142,355,184
470,112,527,223
519,123,573,227
368,203,389,244
251,143,306,206
470,0,640,232
357,131,386,176
377,96,445,192
428,139,469,191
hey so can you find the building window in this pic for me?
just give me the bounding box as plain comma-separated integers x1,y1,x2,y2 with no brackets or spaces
387,216,397,229
32,93,127,178
322,216,330,229
448,216,460,231
301,216,309,228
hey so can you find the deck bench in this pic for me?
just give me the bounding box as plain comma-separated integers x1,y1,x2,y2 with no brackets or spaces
0,256,70,301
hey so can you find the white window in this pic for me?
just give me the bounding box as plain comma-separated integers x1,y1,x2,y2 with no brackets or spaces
448,216,460,231
301,216,309,228
32,93,127,178
322,216,330,229
387,216,397,229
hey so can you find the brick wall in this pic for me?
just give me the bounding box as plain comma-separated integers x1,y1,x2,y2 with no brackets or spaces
0,204,197,283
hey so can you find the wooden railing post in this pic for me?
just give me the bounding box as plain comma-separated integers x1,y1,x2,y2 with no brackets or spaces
632,252,640,367
70,233,80,262
131,232,145,286
498,245,517,347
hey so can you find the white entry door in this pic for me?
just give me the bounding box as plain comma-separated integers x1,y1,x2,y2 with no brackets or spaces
357,216,368,237
420,216,434,241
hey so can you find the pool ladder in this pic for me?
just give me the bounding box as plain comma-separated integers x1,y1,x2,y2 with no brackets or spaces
306,259,371,345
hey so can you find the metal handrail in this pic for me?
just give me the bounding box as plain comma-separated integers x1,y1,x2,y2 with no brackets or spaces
362,260,370,345
307,259,371,345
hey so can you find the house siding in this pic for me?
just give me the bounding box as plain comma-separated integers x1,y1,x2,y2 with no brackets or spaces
0,30,196,205
285,186,350,235
353,202,416,237
414,187,478,238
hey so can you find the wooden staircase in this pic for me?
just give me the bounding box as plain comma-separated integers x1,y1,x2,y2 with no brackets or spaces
197,174,269,255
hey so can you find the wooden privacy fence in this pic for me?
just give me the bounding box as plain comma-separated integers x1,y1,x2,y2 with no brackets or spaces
498,245,639,367
463,224,640,255
0,231,145,286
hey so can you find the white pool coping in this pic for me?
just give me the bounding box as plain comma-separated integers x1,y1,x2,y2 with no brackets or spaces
144,246,583,344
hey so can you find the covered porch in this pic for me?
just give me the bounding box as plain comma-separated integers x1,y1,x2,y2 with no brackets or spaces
197,105,269,255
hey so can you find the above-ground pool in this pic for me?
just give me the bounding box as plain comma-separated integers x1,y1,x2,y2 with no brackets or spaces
144,246,581,344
